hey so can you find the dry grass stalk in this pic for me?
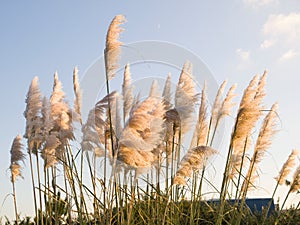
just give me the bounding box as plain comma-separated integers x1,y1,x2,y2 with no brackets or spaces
122,63,134,122
105,15,126,80
73,66,82,123
242,103,278,192
173,146,217,185
276,149,299,185
10,135,25,182
175,61,199,134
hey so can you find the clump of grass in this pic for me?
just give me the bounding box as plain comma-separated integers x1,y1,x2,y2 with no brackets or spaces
6,15,300,225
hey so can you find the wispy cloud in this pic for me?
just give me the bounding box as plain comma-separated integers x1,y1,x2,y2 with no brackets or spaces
260,39,275,49
236,48,250,61
263,13,300,44
279,49,299,62
243,0,277,8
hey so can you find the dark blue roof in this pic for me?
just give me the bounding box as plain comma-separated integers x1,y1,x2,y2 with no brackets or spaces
207,198,275,216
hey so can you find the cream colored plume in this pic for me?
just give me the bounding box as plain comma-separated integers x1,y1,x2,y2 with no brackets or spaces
218,83,237,119
41,97,54,138
122,63,134,122
211,80,227,127
162,73,172,109
94,91,118,143
241,103,278,192
81,108,105,157
190,82,209,148
41,133,61,168
50,72,74,142
229,73,266,179
24,76,43,153
108,92,122,139
276,149,299,185
290,165,300,193
73,66,82,123
149,80,160,97
173,146,217,185
10,135,25,182
105,15,126,80
118,96,166,170
175,62,199,134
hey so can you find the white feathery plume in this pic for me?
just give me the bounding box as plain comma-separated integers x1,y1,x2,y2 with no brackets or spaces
73,66,82,123
149,80,160,97
50,72,74,143
162,74,174,156
122,63,134,122
24,76,43,154
175,62,199,134
10,135,25,182
276,149,299,185
94,92,118,144
173,146,217,185
105,15,126,81
41,133,61,168
218,83,237,119
190,82,209,148
242,103,278,191
109,92,122,139
211,80,227,127
118,96,166,170
40,96,60,167
162,73,172,109
81,108,105,157
229,74,265,179
290,165,300,193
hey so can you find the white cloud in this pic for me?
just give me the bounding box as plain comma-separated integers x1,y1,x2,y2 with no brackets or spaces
243,0,277,7
263,13,300,44
260,39,275,49
279,49,299,62
236,48,250,60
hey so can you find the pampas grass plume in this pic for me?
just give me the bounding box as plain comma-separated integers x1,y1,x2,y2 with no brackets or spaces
73,66,82,123
105,15,126,80
10,135,25,182
276,149,299,185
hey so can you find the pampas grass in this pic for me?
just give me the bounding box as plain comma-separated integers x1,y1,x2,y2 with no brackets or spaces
122,63,134,123
10,135,25,182
190,82,209,148
175,62,198,135
241,103,278,194
105,15,126,81
118,96,166,172
276,149,299,185
8,15,300,225
24,77,43,223
9,135,25,224
173,146,216,185
73,66,82,124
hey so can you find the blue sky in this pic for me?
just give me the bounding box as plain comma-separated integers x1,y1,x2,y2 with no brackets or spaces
1,1,300,220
